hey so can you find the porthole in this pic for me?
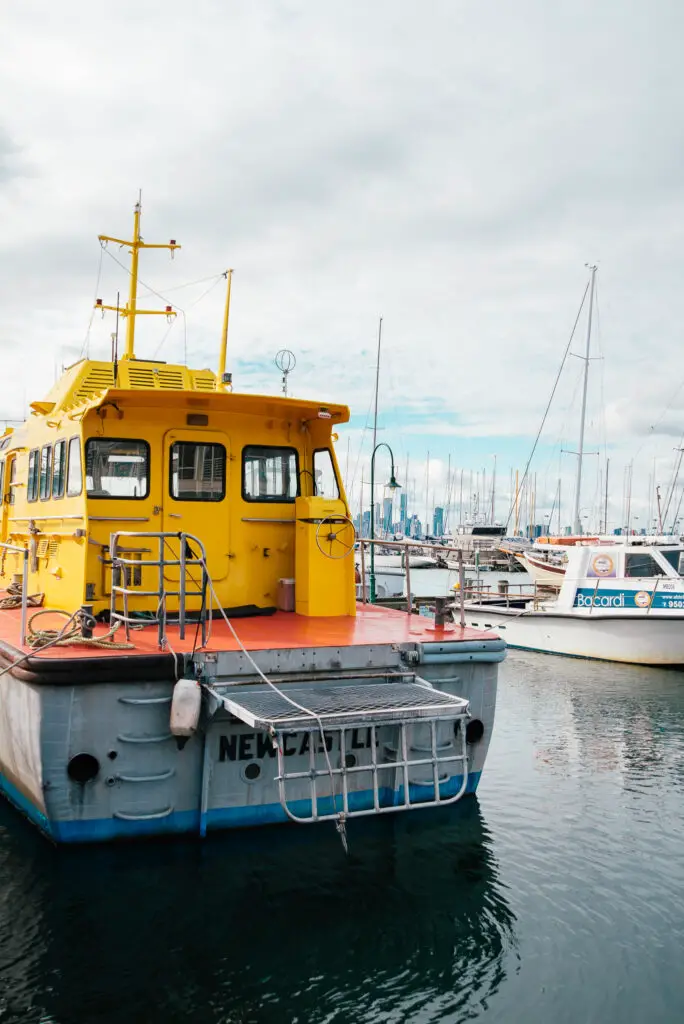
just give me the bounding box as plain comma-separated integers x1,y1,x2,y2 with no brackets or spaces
243,762,261,782
344,753,357,769
67,753,100,784
466,719,485,745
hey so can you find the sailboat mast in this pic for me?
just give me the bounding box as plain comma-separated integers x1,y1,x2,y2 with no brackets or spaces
372,317,382,454
425,452,430,535
514,469,519,535
491,454,496,523
604,457,610,535
572,264,597,534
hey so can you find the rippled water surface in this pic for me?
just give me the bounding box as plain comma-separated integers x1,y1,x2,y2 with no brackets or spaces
0,651,683,1023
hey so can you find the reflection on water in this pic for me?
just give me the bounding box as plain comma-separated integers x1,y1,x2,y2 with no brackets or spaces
482,652,684,1024
0,801,516,1023
1,653,684,1022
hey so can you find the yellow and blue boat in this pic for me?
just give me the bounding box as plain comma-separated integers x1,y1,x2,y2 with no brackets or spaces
0,200,504,843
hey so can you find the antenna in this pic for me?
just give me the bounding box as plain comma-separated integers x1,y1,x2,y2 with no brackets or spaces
275,349,296,395
96,196,181,361
113,291,120,384
217,269,234,392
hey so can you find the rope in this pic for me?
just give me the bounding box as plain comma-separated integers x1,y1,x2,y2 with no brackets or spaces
26,609,135,650
0,607,132,685
200,562,349,853
0,582,44,610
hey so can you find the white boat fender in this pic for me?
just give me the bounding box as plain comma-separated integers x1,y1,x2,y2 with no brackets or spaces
170,677,202,749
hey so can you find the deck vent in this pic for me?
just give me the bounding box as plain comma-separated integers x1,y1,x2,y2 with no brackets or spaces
157,369,184,389
128,368,156,389
73,367,114,404
192,373,216,392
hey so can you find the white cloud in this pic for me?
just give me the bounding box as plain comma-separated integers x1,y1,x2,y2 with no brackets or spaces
3,0,684,529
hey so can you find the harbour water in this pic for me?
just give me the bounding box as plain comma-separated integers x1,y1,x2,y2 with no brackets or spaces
0,588,683,1021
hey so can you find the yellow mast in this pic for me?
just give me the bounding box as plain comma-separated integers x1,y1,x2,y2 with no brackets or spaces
217,269,234,392
96,195,181,360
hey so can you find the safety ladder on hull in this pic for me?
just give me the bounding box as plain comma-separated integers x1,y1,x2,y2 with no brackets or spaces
205,675,471,824
109,531,209,646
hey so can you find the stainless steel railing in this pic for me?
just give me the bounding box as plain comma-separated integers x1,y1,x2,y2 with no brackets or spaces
355,536,467,625
109,531,209,647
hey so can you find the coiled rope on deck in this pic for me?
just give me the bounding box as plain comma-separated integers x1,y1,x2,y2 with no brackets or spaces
26,609,135,650
0,578,44,610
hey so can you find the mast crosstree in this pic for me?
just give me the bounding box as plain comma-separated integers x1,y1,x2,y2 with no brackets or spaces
96,195,181,360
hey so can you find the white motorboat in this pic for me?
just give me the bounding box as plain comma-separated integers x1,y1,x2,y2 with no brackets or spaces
463,537,684,665
515,548,567,586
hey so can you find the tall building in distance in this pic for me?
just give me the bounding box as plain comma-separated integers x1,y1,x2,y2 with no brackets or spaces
382,496,393,534
399,491,408,534
433,506,444,537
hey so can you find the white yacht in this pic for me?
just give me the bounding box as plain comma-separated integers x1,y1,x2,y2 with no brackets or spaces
463,537,684,665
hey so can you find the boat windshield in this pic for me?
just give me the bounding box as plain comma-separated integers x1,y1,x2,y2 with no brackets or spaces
624,552,667,577
659,549,684,575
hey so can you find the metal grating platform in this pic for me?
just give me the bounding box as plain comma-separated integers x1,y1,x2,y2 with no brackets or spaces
216,680,469,730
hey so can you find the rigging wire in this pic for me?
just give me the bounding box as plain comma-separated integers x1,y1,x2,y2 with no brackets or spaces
101,241,181,310
138,272,224,300
504,279,590,532
633,370,684,463
101,242,224,363
80,243,105,359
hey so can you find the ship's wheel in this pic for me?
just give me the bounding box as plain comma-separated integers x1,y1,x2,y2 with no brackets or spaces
315,515,356,560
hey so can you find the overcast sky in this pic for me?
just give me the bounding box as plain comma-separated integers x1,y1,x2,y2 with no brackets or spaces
3,0,684,532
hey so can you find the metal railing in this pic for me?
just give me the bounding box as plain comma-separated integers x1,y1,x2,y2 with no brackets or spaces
276,714,470,824
110,531,209,647
0,542,29,645
355,536,469,624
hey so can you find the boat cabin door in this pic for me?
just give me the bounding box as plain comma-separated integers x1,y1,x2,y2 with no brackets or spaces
162,429,230,583
0,454,14,544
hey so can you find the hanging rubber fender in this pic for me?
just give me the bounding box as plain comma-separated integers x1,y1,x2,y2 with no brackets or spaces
170,678,201,741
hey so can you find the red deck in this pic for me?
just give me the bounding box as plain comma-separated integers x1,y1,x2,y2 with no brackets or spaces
0,600,497,662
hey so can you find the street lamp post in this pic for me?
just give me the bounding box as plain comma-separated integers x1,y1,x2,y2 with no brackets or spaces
369,442,401,603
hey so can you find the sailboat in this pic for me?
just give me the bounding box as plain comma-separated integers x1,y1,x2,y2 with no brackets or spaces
511,265,599,588
464,267,684,665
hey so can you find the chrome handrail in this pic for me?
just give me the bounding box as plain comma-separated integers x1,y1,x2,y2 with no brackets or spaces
355,537,467,621
110,531,208,646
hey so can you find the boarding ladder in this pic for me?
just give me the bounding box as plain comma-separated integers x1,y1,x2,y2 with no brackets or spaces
205,672,471,823
110,531,209,646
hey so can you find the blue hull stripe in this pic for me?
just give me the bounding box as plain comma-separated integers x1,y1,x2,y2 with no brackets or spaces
0,768,482,844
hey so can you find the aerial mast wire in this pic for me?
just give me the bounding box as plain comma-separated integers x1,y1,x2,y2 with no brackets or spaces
572,264,597,534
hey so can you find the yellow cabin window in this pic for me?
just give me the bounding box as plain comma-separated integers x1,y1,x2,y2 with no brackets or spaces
242,446,299,503
170,442,226,502
39,445,52,501
27,450,39,502
313,448,340,498
86,438,149,500
8,460,16,505
66,437,82,497
52,440,66,499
